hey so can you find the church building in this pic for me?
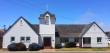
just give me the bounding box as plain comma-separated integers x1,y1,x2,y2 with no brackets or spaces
2,11,108,48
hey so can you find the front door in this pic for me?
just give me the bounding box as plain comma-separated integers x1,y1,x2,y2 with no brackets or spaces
43,37,51,48
83,37,91,47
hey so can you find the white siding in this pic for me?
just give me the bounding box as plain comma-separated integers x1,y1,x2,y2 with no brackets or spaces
3,18,39,48
39,24,55,48
39,24,55,34
82,24,108,47
39,14,55,48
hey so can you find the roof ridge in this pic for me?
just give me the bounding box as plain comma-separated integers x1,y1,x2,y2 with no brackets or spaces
56,24,87,25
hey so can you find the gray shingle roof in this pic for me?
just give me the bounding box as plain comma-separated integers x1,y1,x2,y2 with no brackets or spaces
5,16,105,38
31,22,106,37
39,11,55,19
55,24,87,37
31,24,88,37
31,24,39,34
105,32,110,37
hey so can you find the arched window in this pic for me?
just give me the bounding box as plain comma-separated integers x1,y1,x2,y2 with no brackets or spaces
45,16,49,25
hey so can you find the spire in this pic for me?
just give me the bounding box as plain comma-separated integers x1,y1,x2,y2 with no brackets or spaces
46,4,49,11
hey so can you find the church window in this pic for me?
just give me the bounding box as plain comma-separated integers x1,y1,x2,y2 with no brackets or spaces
20,20,23,26
20,37,25,42
97,37,102,43
45,16,49,25
26,37,30,43
61,38,69,43
11,37,15,42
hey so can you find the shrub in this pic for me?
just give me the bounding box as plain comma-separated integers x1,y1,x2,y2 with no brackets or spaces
28,43,41,51
8,42,26,51
39,45,44,49
55,44,62,49
65,42,76,48
16,43,27,51
8,43,17,51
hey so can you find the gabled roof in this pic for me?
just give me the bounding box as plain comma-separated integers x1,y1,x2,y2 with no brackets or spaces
105,32,110,37
6,16,29,32
31,24,39,35
39,11,55,18
80,22,107,37
44,11,54,16
80,22,93,37
30,24,87,37
5,16,39,36
55,24,87,37
4,16,106,38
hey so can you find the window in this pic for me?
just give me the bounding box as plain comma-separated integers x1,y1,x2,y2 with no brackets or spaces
20,36,30,43
20,37,25,42
11,37,15,42
74,37,79,42
45,16,49,24
26,37,30,42
20,20,23,26
83,37,91,44
97,37,102,43
61,38,69,43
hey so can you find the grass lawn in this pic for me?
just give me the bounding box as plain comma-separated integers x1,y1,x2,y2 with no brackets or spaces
56,47,110,51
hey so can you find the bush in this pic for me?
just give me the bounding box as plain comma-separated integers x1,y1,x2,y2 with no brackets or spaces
39,45,44,49
28,43,41,51
8,43,17,51
16,43,27,51
8,43,26,51
55,44,62,49
65,42,76,48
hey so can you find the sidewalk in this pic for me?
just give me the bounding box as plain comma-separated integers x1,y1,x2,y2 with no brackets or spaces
40,49,55,52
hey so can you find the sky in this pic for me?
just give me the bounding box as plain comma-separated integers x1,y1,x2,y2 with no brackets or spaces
0,0,110,31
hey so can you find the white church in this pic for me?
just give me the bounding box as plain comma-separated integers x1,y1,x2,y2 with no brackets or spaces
2,11,108,48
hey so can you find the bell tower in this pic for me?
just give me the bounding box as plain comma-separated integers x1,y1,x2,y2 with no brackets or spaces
39,11,56,25
39,11,56,48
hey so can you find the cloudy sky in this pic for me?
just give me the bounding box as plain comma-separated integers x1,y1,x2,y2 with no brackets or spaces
0,0,110,31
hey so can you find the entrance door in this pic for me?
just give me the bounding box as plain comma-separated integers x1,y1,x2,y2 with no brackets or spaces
83,37,91,44
83,37,91,47
43,37,51,48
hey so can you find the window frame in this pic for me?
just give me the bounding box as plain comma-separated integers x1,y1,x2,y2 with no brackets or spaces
97,37,102,43
45,16,49,25
10,36,15,42
26,37,30,43
61,37,69,43
20,37,25,42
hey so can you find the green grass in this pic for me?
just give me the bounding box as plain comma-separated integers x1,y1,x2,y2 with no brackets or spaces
56,47,110,51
